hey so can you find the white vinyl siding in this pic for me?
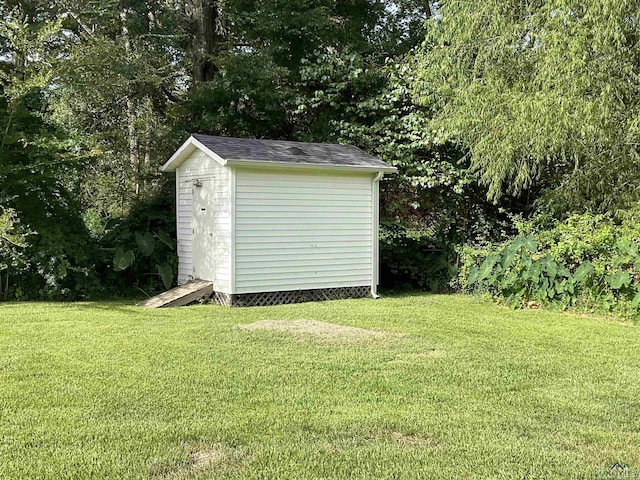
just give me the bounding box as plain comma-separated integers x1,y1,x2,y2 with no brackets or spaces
175,167,192,284
233,168,373,294
175,150,231,292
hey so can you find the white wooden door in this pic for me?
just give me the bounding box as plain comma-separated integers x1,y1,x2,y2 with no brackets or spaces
191,180,216,281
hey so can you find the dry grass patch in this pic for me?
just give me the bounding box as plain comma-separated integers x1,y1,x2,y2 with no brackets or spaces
150,444,245,479
239,319,396,342
189,447,225,469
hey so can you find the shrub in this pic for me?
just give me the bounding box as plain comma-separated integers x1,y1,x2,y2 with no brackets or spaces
3,188,103,300
379,222,457,291
459,212,640,317
97,188,178,297
0,206,28,299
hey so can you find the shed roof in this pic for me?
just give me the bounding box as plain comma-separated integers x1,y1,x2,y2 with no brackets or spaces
161,134,397,173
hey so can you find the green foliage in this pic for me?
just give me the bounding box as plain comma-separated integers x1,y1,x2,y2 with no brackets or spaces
379,222,457,292
186,1,433,142
157,263,174,290
113,248,135,272
460,212,640,317
0,7,99,300
0,206,27,269
228,0,430,65
299,53,473,213
98,188,177,295
51,27,180,217
415,0,640,212
0,206,28,300
0,6,62,107
187,53,294,139
297,50,518,256
10,187,101,300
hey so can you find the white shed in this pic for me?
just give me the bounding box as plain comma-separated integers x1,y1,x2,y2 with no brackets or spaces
161,134,397,306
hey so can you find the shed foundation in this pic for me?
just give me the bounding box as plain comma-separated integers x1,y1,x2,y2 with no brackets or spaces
212,286,371,307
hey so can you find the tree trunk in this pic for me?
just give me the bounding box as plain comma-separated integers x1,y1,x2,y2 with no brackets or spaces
143,98,152,191
187,0,226,83
120,3,140,195
146,0,157,31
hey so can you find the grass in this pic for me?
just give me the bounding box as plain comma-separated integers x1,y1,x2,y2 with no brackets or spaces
1,293,639,479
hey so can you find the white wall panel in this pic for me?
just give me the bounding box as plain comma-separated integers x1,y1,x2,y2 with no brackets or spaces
234,168,373,294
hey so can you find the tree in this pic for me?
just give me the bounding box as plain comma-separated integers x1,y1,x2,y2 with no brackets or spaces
49,0,186,218
297,50,509,242
185,0,227,82
414,0,640,212
184,0,434,139
0,3,100,298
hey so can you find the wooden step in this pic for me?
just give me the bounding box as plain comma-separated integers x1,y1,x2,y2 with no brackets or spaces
137,279,214,308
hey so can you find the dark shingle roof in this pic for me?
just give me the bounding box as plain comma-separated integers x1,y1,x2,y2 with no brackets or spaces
191,134,395,171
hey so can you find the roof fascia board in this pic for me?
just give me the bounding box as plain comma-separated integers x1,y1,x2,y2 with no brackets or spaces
227,158,397,173
160,136,227,172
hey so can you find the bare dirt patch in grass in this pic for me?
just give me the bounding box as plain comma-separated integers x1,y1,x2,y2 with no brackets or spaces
150,444,245,479
189,447,225,469
239,319,396,342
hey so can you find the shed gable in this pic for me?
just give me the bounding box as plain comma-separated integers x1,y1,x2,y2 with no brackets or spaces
175,149,231,292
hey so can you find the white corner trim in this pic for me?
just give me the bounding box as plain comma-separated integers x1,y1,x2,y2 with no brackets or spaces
230,167,236,295
160,136,228,172
371,171,384,298
175,168,181,281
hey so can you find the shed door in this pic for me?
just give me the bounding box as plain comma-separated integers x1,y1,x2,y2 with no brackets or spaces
191,179,216,281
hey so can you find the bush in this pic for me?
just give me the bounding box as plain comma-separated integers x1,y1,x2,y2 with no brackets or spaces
0,206,28,299
379,222,457,291
3,188,103,300
97,187,178,297
458,212,640,317
0,186,177,300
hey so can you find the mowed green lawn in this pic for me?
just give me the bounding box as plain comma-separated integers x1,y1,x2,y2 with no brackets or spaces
1,294,639,479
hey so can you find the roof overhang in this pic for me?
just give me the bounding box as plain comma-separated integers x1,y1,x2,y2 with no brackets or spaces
161,135,398,174
160,136,226,172
226,158,398,174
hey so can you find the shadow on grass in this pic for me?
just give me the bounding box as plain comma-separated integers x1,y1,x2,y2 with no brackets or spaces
377,289,438,299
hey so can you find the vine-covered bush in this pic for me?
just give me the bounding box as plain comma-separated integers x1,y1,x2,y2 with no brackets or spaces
458,213,640,317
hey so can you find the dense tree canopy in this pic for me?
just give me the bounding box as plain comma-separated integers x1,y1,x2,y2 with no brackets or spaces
3,0,640,299
415,0,640,212
1,0,453,297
